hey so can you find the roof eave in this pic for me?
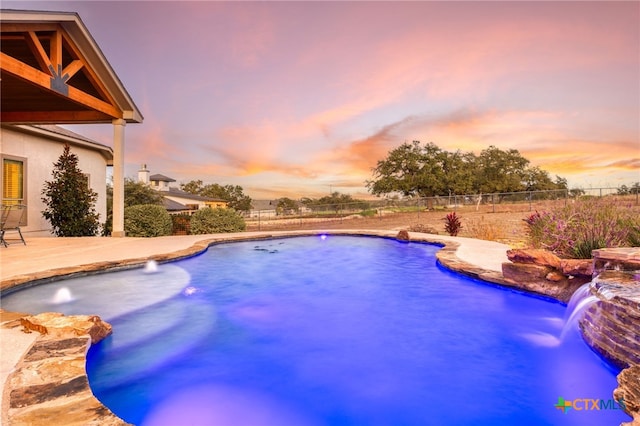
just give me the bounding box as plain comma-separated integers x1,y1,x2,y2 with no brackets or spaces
3,123,114,163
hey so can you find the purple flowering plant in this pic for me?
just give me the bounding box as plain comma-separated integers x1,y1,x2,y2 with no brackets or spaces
523,197,638,259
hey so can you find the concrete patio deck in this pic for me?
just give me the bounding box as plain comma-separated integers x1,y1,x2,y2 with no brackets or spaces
0,230,511,424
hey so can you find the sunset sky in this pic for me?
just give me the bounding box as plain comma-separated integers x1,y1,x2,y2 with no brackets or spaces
7,1,640,199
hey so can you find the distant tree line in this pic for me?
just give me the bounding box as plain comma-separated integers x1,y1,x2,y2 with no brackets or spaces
366,141,568,198
274,192,370,215
617,183,640,195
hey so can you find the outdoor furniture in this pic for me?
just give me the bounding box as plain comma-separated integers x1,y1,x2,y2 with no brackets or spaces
0,204,26,247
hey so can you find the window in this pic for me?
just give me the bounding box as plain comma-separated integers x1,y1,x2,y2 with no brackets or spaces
2,157,26,206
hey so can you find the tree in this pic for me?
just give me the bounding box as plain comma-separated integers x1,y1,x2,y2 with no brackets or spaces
615,183,639,196
180,180,252,211
367,141,448,197
554,176,568,191
303,192,370,213
475,146,530,193
41,144,100,236
617,185,630,195
124,178,163,207
569,188,585,198
367,141,567,197
103,178,164,235
522,166,557,191
276,197,298,215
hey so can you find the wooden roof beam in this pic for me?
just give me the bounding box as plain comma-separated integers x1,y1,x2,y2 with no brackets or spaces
49,29,62,71
62,59,83,79
0,51,122,118
0,110,109,124
24,31,53,75
59,30,116,107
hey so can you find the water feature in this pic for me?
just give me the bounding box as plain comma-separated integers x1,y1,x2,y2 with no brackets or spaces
144,259,159,274
2,236,630,425
564,282,592,317
560,295,600,341
51,286,74,304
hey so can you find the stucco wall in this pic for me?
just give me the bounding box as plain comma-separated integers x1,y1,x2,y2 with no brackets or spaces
0,127,109,236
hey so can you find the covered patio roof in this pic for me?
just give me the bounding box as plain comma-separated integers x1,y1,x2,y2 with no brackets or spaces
0,9,142,124
0,9,143,236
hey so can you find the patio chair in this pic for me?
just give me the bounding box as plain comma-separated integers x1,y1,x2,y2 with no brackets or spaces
0,204,27,247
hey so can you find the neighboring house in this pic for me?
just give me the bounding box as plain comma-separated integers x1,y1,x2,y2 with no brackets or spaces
246,199,277,219
0,124,112,236
137,165,227,214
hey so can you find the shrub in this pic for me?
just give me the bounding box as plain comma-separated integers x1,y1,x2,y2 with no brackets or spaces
466,217,502,241
172,214,191,235
523,211,545,245
41,144,100,236
359,209,377,217
190,208,246,234
524,198,638,258
627,222,640,247
124,204,173,237
443,212,462,236
408,223,439,234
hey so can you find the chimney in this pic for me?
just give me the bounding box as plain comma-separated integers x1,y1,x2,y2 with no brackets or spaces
138,164,150,184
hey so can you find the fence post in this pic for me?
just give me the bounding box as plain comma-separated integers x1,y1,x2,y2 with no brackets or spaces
492,193,495,213
529,191,532,211
417,198,420,221
258,210,261,231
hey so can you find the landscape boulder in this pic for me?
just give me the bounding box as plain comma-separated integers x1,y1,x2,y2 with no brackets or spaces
614,365,640,426
502,248,592,302
20,312,112,343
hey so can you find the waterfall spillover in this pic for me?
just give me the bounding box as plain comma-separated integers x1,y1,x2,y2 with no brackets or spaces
560,282,599,341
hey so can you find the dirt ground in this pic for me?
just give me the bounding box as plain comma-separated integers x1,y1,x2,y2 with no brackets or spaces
245,195,640,248
246,206,533,248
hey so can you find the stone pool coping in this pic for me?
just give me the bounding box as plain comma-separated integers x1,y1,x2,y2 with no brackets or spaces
0,230,626,424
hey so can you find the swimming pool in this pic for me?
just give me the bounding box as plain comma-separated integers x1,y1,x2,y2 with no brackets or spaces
2,236,628,425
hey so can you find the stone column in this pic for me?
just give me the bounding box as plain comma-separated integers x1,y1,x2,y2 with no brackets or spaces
111,119,126,237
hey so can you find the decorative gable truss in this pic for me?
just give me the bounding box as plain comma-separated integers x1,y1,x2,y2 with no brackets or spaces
1,23,122,123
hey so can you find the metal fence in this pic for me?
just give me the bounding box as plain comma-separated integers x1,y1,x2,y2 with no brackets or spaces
244,187,639,231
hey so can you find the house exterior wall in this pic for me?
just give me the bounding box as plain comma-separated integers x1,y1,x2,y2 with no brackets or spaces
0,127,109,236
152,180,171,191
205,200,228,209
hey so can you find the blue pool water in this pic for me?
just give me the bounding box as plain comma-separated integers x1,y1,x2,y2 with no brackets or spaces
2,236,629,425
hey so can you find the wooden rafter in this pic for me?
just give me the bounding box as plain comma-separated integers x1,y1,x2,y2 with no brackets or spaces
59,30,117,107
0,25,123,120
0,51,121,118
62,60,83,79
49,29,62,70
24,31,52,75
